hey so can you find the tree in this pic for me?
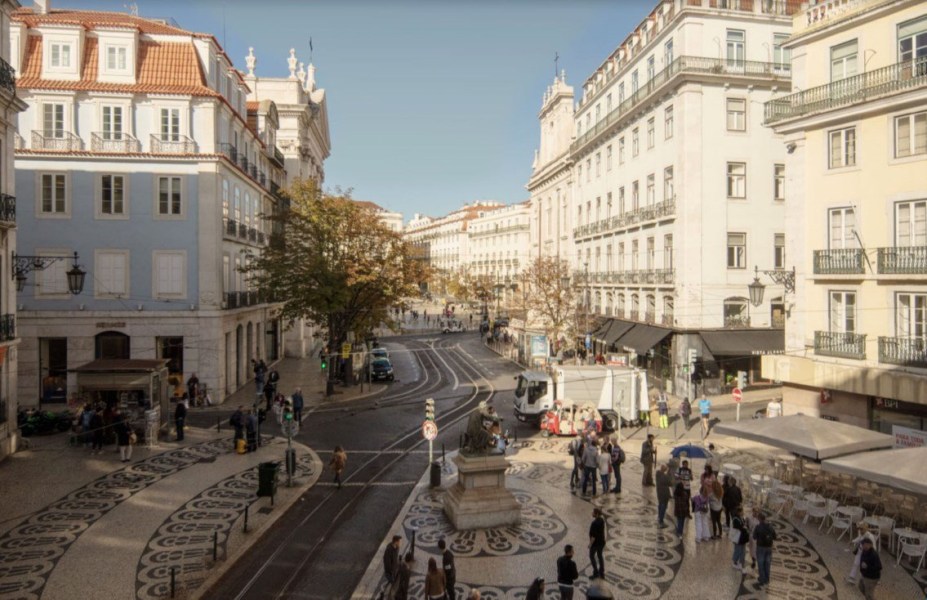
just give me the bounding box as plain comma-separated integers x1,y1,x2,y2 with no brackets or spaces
244,180,429,355
522,256,579,353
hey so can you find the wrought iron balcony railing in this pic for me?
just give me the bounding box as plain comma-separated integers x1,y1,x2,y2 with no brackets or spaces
0,194,15,225
765,57,927,124
32,130,82,151
270,146,285,168
661,313,675,327
238,223,248,238
248,227,257,242
225,218,237,236
814,330,866,360
225,292,239,309
724,315,751,328
0,57,15,97
151,134,196,154
877,246,927,275
218,143,238,163
879,336,927,368
0,314,15,342
813,248,866,275
91,132,141,153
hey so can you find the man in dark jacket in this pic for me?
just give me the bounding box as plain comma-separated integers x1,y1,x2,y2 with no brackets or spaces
382,535,401,599
588,508,606,579
722,476,744,528
291,388,304,423
393,553,413,600
640,434,656,486
556,544,579,599
230,406,245,447
752,512,777,588
655,464,673,528
857,537,881,600
439,538,456,600
175,397,188,441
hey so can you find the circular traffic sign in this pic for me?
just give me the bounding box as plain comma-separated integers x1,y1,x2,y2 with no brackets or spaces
422,420,438,441
732,388,743,403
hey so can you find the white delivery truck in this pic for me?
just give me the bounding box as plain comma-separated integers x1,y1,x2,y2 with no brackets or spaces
513,366,649,431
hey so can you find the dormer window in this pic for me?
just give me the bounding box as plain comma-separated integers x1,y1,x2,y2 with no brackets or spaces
105,46,128,71
50,43,72,68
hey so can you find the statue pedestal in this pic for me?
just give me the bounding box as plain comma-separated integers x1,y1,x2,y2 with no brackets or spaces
444,453,520,530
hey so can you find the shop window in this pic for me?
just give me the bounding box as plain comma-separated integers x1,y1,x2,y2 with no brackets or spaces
95,331,130,360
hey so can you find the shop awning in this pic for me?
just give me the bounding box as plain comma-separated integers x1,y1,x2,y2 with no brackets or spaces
822,447,927,496
71,359,170,373
603,320,635,346
700,330,784,356
614,324,672,355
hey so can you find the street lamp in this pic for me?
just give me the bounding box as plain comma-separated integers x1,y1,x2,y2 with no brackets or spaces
12,251,86,294
747,265,796,307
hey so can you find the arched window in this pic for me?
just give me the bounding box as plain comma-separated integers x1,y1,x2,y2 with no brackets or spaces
617,293,626,317
631,293,640,320
95,331,130,360
605,292,614,316
663,296,674,327
724,297,749,328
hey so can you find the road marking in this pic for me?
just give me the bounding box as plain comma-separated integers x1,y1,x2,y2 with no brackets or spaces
315,450,430,454
430,341,459,390
316,481,419,487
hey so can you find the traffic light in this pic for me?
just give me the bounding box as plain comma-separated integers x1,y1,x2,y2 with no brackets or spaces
283,399,294,422
425,398,435,421
320,353,328,371
736,371,747,390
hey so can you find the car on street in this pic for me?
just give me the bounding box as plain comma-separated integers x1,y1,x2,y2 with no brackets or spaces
442,320,466,333
371,347,390,360
371,358,395,381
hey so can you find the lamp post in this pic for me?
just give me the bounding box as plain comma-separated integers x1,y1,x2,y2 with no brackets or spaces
12,251,86,294
748,265,796,308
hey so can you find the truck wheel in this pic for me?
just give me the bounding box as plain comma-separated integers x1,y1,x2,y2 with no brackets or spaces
604,414,619,432
541,428,550,438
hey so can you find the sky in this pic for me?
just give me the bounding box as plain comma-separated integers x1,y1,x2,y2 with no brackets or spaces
50,0,654,220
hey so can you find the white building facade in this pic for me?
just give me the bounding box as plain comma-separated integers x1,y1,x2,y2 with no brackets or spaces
469,201,531,302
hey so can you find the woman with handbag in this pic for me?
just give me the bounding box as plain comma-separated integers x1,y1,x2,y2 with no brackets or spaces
730,506,749,572
113,408,133,463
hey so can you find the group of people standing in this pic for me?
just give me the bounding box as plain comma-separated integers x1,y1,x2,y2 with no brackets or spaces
78,402,136,461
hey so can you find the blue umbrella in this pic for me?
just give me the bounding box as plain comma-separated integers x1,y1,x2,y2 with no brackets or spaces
671,444,714,459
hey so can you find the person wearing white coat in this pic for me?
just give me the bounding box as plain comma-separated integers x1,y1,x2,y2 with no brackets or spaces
846,522,878,584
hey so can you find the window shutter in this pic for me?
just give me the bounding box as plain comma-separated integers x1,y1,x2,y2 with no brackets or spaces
170,254,184,294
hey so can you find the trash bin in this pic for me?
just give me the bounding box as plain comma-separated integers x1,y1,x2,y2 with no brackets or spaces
429,461,441,488
585,579,614,599
257,461,280,498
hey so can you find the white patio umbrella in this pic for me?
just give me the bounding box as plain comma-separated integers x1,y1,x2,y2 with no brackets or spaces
821,447,927,496
712,414,893,460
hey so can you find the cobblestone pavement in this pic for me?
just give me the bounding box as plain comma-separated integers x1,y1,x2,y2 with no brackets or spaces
355,435,925,600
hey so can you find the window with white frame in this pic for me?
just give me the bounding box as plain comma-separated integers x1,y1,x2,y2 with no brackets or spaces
829,127,857,168
606,93,612,113
617,293,626,316
830,40,858,81
664,105,673,139
578,164,583,185
773,33,791,71
727,232,746,268
724,298,748,325
606,192,612,220
894,111,927,158
829,290,856,333
646,174,655,205
100,175,125,216
160,108,180,141
40,173,67,214
899,16,927,76
233,186,241,223
50,43,72,68
829,207,856,249
586,159,591,182
618,137,625,164
647,55,655,81
595,104,601,123
726,98,746,131
222,179,229,220
632,181,639,210
617,243,625,271
727,162,746,198
647,117,655,148
595,197,601,222
154,251,186,298
895,200,927,247
664,39,674,66
606,145,612,171
595,152,601,177
631,69,639,94
95,251,128,298
663,296,674,323
577,121,583,137
631,241,639,270
606,244,612,270
726,30,745,67
774,164,785,201
896,292,927,339
618,187,625,214
43,103,65,138
632,128,639,156
102,105,123,140
663,234,673,269
223,255,231,293
774,233,785,269
664,166,674,200
646,237,655,269
157,176,182,216
105,46,128,71
618,82,625,104
36,252,69,296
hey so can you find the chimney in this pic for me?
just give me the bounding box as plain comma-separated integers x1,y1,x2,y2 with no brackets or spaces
35,0,49,14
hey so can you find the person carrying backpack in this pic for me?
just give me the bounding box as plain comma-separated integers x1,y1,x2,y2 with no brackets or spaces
610,441,625,494
752,512,777,588
730,506,749,572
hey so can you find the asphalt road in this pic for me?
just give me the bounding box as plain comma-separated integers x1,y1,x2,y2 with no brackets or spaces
202,332,524,600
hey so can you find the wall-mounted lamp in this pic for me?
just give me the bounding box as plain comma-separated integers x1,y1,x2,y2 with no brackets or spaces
12,251,85,294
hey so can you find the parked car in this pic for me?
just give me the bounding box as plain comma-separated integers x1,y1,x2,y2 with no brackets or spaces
371,358,395,381
371,347,390,360
442,320,466,333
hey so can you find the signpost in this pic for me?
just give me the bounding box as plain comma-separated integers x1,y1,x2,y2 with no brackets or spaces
341,342,351,359
732,387,743,422
422,420,438,463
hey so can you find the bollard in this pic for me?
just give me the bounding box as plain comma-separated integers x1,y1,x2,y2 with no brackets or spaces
216,416,221,433
410,527,417,560
170,566,176,598
441,443,445,464
243,505,249,533
213,530,218,562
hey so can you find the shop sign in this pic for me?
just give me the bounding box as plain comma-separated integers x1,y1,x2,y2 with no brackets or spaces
607,354,629,366
892,425,927,448
96,322,126,328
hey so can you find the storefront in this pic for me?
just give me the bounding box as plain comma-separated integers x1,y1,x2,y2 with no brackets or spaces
70,359,170,427
871,396,927,436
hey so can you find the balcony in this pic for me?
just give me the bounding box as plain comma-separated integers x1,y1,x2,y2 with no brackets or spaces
644,311,655,324
238,223,248,238
32,131,82,152
257,231,265,245
248,227,257,242
879,336,927,368
813,248,865,275
0,194,15,225
0,57,15,97
765,57,927,124
877,246,927,275
814,330,866,360
629,309,640,322
218,143,238,163
91,132,141,153
654,269,675,284
270,146,285,168
0,314,14,342
225,218,237,236
150,134,196,154
724,315,751,328
225,292,239,309
573,198,676,241
239,155,250,172
662,313,675,327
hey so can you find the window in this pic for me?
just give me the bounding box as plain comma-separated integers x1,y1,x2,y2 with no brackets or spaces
157,176,183,216
726,30,745,67
595,104,601,123
896,292,927,339
895,200,927,247
606,244,613,270
632,128,639,157
36,251,69,296
774,233,785,269
617,243,625,271
773,33,791,70
606,192,612,220
102,106,123,140
830,40,858,81
222,178,230,220
43,103,64,138
631,69,639,94
663,234,674,269
899,16,927,76
724,298,749,326
727,233,746,268
617,293,626,316
664,39,674,66
577,121,583,137
233,186,242,223
578,164,583,185
774,164,785,201
595,197,601,222
100,175,125,215
631,241,639,270
647,55,655,81
606,93,612,113
606,145,612,171
95,251,128,298
726,98,746,131
154,251,186,298
647,117,655,148
895,111,927,158
829,127,857,168
618,137,625,164
106,46,128,71
829,291,856,333
95,331,130,360
160,108,180,142
618,82,625,104
664,105,674,139
595,152,601,177
829,207,856,249
618,187,625,214
727,162,746,198
646,174,655,205
664,166,674,200
40,174,67,214
646,237,655,269
663,296,674,324
632,181,639,211
586,159,592,182
50,43,71,68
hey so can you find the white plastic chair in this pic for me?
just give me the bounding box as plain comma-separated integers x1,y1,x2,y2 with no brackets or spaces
897,534,927,573
828,506,863,541
805,498,833,528
767,488,790,515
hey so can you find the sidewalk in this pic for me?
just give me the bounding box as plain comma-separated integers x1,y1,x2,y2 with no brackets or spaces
353,428,926,599
0,426,321,600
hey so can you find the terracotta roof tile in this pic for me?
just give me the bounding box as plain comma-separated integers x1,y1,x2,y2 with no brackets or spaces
12,8,192,35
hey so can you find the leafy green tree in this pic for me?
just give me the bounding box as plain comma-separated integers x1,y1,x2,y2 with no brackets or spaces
522,256,579,352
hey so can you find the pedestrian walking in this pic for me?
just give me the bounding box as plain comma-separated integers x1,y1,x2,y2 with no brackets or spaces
679,397,692,430
381,535,401,600
610,441,625,493
597,441,612,495
676,459,693,500
569,433,584,492
722,476,743,529
847,522,878,584
230,405,245,447
746,506,760,571
393,552,413,600
752,512,777,588
175,396,187,441
186,373,200,404
692,486,711,543
424,557,446,600
699,396,712,438
857,537,881,600
245,409,258,452
113,408,133,462
673,482,690,535
439,538,457,600
89,406,105,453
556,544,579,599
581,440,599,496
640,434,656,487
588,507,606,579
709,479,724,539
657,392,669,429
329,445,347,489
656,464,672,528
80,403,95,448
525,577,545,600
291,388,304,423
263,380,275,412
253,359,266,393
730,506,749,572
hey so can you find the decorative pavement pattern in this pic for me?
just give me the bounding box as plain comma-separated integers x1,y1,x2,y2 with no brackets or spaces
135,442,317,599
0,436,271,600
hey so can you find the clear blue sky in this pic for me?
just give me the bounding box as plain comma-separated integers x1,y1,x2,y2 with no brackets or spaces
51,0,653,220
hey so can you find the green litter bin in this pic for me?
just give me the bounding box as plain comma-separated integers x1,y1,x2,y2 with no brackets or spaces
257,461,280,498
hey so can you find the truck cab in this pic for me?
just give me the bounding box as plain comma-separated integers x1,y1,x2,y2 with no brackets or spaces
513,371,551,423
